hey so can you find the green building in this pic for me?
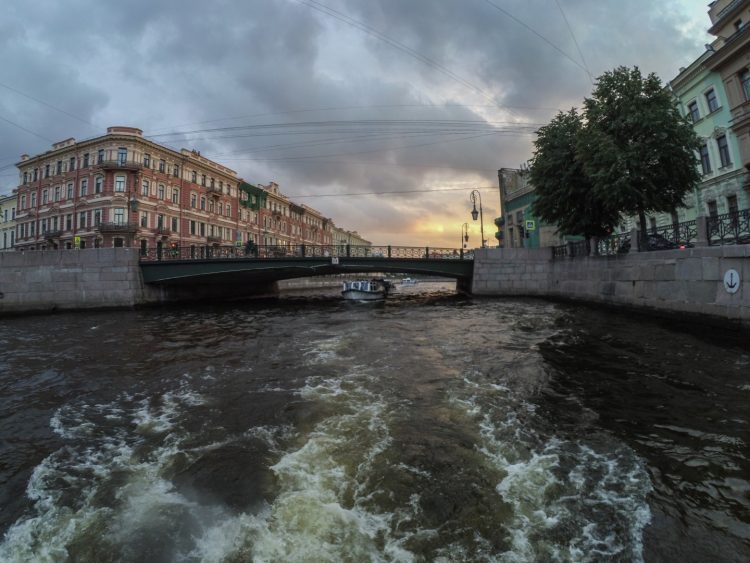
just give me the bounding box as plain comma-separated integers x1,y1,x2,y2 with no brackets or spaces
499,167,570,248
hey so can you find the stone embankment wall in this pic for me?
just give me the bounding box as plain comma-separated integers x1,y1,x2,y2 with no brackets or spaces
0,249,163,314
472,246,750,328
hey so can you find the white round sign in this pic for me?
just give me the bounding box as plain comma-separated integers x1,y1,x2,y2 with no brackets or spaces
723,269,741,294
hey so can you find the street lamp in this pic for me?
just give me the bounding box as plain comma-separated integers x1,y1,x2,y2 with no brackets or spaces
470,190,485,248
461,222,469,249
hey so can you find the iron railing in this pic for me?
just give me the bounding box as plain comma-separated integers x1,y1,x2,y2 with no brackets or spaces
139,244,472,262
596,232,631,256
708,209,750,246
97,222,138,233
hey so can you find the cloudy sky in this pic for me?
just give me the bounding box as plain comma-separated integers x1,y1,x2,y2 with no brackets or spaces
1,0,711,247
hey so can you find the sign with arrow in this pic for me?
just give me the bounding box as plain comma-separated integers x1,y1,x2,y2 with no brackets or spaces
723,269,741,294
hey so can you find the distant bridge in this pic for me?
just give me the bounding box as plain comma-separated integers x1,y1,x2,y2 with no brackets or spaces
139,245,474,289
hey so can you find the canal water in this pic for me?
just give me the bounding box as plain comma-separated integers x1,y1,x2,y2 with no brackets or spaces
0,282,748,562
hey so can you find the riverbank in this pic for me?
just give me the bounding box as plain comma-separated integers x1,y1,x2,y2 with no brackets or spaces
472,246,750,330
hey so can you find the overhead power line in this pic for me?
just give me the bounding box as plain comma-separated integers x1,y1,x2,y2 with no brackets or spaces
483,0,589,75
288,186,496,198
0,116,54,143
0,81,98,130
293,0,505,108
553,0,594,84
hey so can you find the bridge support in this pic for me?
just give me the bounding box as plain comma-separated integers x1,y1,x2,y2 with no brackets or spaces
456,277,473,294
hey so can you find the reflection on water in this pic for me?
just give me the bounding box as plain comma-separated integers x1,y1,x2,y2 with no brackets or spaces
0,281,748,561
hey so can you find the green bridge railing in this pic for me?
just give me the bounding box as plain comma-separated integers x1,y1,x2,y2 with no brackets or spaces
139,244,475,262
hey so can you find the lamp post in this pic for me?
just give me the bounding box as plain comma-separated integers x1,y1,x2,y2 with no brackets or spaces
461,222,469,249
470,190,485,248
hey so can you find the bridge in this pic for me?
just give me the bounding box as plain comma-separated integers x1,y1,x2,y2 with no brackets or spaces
139,245,474,291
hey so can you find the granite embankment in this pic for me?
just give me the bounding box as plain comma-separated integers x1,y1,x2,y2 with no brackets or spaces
472,246,750,329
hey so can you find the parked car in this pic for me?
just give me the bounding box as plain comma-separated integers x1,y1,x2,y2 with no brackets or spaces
618,234,691,253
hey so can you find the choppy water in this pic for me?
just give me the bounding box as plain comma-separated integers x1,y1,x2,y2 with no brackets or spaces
0,282,748,562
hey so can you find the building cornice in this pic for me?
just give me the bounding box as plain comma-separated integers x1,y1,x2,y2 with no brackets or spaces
15,130,238,179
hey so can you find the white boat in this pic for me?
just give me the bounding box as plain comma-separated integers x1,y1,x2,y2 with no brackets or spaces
342,279,391,301
401,277,419,285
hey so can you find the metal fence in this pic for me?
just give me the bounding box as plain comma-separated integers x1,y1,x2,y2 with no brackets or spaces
139,244,472,262
708,209,750,246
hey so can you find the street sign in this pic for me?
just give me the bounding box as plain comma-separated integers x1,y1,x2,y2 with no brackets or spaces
331,257,339,265
723,269,741,294
525,220,536,231
74,236,81,248
235,240,242,247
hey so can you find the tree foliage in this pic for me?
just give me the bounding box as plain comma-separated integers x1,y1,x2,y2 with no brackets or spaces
529,109,620,238
529,66,701,242
578,66,701,239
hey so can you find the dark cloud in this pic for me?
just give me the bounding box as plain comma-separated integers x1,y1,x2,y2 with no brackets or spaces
0,0,707,244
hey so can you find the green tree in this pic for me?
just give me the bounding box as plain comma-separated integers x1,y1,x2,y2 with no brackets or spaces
578,66,701,248
529,108,621,240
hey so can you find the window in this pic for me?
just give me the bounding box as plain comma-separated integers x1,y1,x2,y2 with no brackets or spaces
200,222,205,236
114,175,125,192
741,69,750,101
226,204,231,217
159,159,165,173
191,171,197,183
208,200,214,213
699,144,711,174
45,164,50,178
95,176,103,194
140,212,148,227
735,19,744,32
69,157,76,172
20,195,26,209
210,177,215,188
201,174,206,186
113,208,126,224
65,214,72,230
83,153,89,168
171,217,178,232
687,101,700,122
94,209,101,225
173,164,179,178
117,147,127,164
158,184,165,199
33,168,38,181
728,194,739,215
54,186,60,201
717,135,731,167
80,178,88,196
190,193,197,208
705,89,719,113
142,180,150,196
200,196,206,210
172,188,179,204
42,189,48,204
707,200,718,219
157,214,164,228
79,211,87,229
97,149,104,164
190,220,196,235
218,202,223,215
67,183,73,200
144,153,151,167
56,160,62,175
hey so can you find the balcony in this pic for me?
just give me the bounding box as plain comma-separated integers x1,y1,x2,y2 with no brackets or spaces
97,222,138,233
206,185,223,197
98,159,143,171
44,230,63,239
206,235,222,243
154,226,172,237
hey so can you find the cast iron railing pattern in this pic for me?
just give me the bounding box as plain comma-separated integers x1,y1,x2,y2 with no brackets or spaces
139,245,473,262
708,209,750,246
596,232,631,256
